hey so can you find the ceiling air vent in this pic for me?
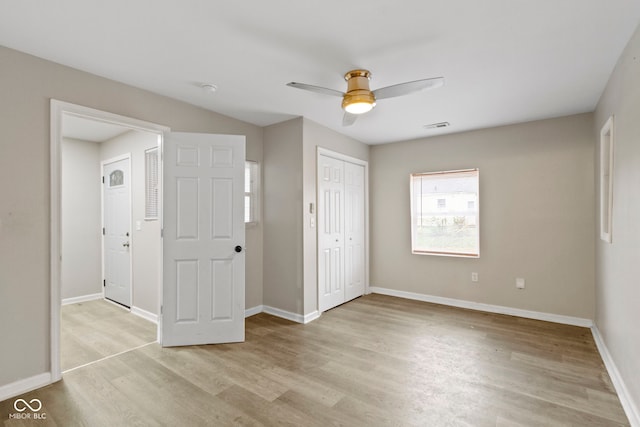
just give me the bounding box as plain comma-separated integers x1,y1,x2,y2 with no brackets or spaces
424,122,450,129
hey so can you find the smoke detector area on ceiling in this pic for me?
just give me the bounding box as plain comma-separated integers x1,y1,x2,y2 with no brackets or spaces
201,83,218,93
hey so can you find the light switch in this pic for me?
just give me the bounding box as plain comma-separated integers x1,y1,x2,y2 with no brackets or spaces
136,220,142,231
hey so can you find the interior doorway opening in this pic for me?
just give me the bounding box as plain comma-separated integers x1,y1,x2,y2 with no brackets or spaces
51,100,169,380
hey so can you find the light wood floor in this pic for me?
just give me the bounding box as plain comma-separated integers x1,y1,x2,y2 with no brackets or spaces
1,294,629,426
61,299,156,372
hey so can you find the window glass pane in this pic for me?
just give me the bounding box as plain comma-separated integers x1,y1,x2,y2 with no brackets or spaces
411,169,479,257
244,161,259,224
109,170,124,187
245,164,251,193
244,195,251,223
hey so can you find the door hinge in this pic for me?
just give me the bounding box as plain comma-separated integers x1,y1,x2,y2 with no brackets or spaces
160,228,164,238
160,305,163,315
102,227,105,235
103,279,106,287
102,176,104,184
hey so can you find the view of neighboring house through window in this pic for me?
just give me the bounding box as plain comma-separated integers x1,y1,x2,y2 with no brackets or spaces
410,168,479,257
245,160,259,224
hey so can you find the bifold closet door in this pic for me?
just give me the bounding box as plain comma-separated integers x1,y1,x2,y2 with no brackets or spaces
344,161,365,302
318,155,345,312
318,154,365,312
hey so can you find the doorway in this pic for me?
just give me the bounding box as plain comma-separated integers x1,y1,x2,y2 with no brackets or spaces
52,101,169,380
51,101,248,381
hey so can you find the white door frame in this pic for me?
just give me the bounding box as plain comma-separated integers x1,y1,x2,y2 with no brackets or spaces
101,153,133,308
50,100,169,382
316,147,370,313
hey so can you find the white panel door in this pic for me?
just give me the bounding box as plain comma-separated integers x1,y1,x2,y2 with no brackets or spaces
318,154,345,312
103,157,131,307
344,162,365,302
162,132,245,346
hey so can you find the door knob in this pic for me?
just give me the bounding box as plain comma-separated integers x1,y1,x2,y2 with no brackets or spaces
123,242,130,248
235,245,243,253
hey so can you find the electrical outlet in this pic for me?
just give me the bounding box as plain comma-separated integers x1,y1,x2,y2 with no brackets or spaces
516,278,525,289
471,272,478,282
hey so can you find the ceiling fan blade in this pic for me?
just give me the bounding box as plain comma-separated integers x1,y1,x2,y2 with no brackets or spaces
342,112,358,127
286,82,344,97
373,77,444,100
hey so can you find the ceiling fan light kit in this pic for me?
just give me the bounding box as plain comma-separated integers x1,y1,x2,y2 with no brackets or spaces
342,69,376,115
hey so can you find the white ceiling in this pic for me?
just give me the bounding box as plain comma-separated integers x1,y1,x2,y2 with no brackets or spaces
1,1,639,144
63,115,130,142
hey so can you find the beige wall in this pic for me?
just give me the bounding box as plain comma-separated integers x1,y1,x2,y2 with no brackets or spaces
61,138,102,300
0,45,263,388
263,118,304,313
301,118,369,314
263,117,369,316
370,113,595,319
594,23,640,419
100,130,160,315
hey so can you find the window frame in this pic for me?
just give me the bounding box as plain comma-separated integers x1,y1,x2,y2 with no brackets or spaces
410,168,480,258
245,160,260,226
600,116,614,243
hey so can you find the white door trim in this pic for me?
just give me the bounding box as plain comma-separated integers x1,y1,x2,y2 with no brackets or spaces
316,147,370,311
50,100,169,382
101,153,133,308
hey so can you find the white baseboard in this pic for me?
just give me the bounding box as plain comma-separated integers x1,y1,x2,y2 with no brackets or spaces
369,286,593,328
61,293,102,306
303,310,320,324
245,305,264,318
130,306,158,324
263,305,305,323
0,372,52,403
245,305,320,324
592,326,640,427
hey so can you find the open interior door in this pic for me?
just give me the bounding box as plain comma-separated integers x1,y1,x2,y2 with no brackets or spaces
162,132,245,346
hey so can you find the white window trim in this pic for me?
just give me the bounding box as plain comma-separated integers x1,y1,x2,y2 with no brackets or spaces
600,116,614,243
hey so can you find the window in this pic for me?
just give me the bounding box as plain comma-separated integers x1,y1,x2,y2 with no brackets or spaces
245,161,259,224
600,116,614,243
109,170,124,187
145,147,159,220
410,168,479,257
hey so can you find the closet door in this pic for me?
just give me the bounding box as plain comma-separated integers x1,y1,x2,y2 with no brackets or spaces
344,162,365,302
318,155,345,312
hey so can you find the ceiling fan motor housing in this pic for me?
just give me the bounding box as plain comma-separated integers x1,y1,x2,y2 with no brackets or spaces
342,69,376,113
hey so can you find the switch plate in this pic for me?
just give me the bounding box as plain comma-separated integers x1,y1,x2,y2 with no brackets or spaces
471,272,478,282
516,278,525,289
310,217,315,228
136,220,142,231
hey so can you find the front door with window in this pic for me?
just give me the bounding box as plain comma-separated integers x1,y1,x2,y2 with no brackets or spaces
103,156,132,307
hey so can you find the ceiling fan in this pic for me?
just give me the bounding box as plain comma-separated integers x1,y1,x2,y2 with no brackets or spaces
286,69,444,126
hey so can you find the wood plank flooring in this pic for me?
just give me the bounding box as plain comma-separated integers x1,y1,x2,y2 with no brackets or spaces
60,299,156,372
1,294,629,426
